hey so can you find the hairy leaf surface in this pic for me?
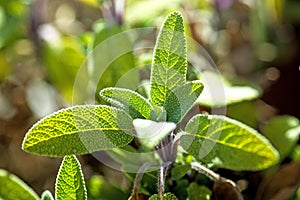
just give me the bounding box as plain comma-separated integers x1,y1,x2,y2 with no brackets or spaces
56,155,86,200
180,115,279,170
150,11,187,106
22,105,134,156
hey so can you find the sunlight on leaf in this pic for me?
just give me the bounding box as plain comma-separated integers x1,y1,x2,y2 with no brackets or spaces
56,155,87,200
22,105,134,157
99,87,155,119
150,11,187,106
180,115,279,170
0,169,39,200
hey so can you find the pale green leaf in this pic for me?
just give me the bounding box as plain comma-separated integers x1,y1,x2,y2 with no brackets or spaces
99,87,155,119
180,115,279,170
0,169,39,200
149,192,178,200
22,105,134,157
56,155,87,200
133,119,176,148
164,81,203,123
171,164,191,180
187,183,211,200
41,190,54,200
150,11,187,106
262,115,300,159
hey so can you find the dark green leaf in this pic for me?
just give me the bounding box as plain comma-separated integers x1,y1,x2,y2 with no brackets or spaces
171,164,191,180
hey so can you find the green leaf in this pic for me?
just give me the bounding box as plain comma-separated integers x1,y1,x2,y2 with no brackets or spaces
41,190,54,200
180,115,279,170
149,192,178,200
187,183,211,200
133,119,176,148
150,11,187,106
22,105,134,157
0,169,39,200
99,87,155,119
164,81,203,123
56,155,87,200
262,115,300,159
171,164,191,180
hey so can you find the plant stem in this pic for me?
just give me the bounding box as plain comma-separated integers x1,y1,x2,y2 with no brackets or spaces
158,162,171,199
190,162,220,182
131,163,157,199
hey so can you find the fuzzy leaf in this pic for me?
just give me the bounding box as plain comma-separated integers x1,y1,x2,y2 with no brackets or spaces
180,115,279,170
56,155,87,200
0,169,39,200
99,87,155,119
164,81,203,123
262,115,300,159
133,119,176,148
41,190,54,200
22,105,134,157
150,11,187,106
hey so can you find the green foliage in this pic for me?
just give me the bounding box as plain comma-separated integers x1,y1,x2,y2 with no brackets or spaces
187,183,211,200
43,36,85,102
0,169,39,200
164,81,203,123
149,192,178,200
180,115,279,170
171,164,191,180
22,105,134,156
87,175,129,200
99,87,155,119
262,115,300,159
56,155,87,200
41,190,54,200
92,21,138,94
150,11,187,106
20,10,283,199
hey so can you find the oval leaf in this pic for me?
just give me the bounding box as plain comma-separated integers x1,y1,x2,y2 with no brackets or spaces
164,80,203,123
150,11,187,106
56,155,87,200
22,105,134,157
180,115,279,170
0,169,39,200
99,87,155,119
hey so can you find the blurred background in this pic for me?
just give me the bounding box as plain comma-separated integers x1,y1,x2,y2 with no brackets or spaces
0,0,300,199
